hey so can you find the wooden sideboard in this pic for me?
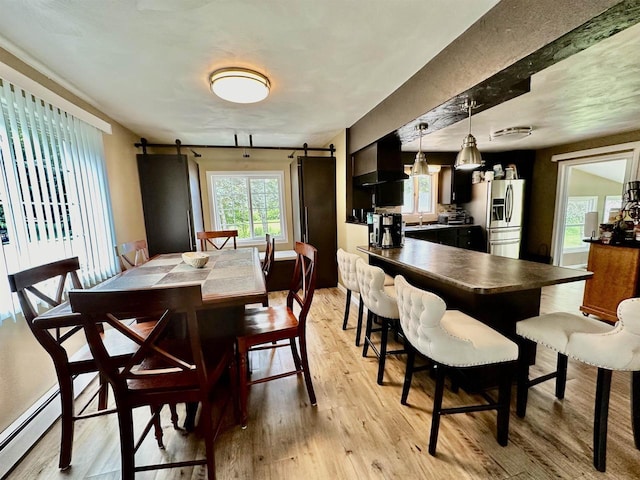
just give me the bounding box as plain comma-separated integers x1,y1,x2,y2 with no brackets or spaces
580,242,640,323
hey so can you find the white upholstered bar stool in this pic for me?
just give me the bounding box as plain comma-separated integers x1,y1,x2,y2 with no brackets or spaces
337,249,366,346
356,258,403,385
394,275,519,456
516,298,640,472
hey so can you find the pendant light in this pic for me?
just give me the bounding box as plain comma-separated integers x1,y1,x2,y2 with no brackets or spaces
411,123,430,176
455,99,483,170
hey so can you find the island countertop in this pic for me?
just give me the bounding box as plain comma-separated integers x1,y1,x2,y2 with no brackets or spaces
357,238,592,295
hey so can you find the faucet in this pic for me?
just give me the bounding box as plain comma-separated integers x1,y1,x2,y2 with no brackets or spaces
419,214,423,226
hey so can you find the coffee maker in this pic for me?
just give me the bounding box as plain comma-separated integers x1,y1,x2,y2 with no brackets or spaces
369,213,404,248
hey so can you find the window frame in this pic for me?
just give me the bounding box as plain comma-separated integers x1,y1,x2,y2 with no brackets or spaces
206,170,288,245
401,170,439,224
563,195,598,253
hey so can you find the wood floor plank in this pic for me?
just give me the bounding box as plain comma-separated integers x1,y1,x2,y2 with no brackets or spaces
7,281,640,479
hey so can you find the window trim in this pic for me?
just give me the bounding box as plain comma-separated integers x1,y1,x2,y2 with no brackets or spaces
402,172,438,224
206,170,288,245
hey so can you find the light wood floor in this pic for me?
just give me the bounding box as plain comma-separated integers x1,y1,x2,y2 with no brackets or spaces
8,281,640,479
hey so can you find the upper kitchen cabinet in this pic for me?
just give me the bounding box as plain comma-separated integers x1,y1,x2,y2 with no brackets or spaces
439,166,472,204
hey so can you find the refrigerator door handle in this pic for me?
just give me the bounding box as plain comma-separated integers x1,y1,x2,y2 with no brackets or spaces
505,184,513,223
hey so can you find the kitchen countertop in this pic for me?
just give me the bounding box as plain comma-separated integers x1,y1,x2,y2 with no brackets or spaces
357,237,592,295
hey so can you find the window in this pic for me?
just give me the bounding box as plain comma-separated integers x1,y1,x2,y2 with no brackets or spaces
563,196,597,250
207,171,286,243
401,173,438,221
604,195,622,222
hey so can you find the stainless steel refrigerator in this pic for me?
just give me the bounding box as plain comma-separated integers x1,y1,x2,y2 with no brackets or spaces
463,179,525,258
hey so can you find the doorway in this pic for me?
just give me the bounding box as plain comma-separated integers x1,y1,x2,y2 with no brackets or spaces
551,147,639,268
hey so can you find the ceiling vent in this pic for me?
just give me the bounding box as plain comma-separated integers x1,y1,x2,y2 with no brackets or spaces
489,126,532,141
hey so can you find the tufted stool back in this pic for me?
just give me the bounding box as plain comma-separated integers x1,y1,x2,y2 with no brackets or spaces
337,248,360,293
566,297,640,371
355,258,398,320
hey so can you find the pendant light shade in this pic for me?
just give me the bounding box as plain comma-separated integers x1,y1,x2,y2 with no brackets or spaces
455,100,483,170
210,67,270,104
411,123,431,176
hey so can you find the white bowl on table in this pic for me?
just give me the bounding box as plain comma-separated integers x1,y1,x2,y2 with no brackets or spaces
182,252,209,268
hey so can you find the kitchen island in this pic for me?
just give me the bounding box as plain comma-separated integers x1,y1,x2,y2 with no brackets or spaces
358,238,592,363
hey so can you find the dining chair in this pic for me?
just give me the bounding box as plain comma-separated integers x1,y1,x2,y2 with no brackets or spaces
356,258,403,385
235,241,318,427
115,239,149,271
261,234,275,307
394,275,518,455
197,230,238,251
7,257,156,470
515,298,640,472
69,284,237,480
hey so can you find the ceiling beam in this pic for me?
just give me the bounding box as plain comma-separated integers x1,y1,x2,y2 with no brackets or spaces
348,0,629,154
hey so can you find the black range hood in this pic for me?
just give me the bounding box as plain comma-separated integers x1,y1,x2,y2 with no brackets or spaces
354,170,408,187
352,136,407,187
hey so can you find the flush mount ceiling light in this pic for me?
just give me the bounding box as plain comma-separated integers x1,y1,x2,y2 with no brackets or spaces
490,126,533,141
209,68,270,104
455,99,483,170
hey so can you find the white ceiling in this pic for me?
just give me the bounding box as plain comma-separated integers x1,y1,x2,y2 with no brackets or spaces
0,0,499,148
1,1,637,155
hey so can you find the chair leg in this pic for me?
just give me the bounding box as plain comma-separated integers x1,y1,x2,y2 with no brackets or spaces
97,372,109,410
200,400,217,480
429,364,446,456
117,405,136,480
183,402,198,432
238,345,250,428
497,363,514,447
298,332,317,406
342,289,352,330
58,375,74,470
290,338,302,371
377,317,389,385
594,368,612,472
362,310,373,357
556,353,568,399
401,345,416,405
355,300,364,347
516,354,530,418
150,405,165,449
169,403,179,429
632,371,640,450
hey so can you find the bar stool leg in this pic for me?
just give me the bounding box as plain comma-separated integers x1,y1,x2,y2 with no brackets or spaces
355,300,364,347
594,368,612,472
401,345,416,405
362,310,373,357
342,289,352,330
497,362,514,446
377,317,389,385
632,371,640,450
556,353,568,399
516,354,530,418
429,364,446,456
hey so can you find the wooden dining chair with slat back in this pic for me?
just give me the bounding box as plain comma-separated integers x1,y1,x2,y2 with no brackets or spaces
236,241,318,427
261,234,276,307
69,285,237,480
116,239,150,271
7,257,159,470
197,230,238,251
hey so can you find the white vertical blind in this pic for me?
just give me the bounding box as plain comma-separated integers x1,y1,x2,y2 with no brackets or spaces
0,78,118,318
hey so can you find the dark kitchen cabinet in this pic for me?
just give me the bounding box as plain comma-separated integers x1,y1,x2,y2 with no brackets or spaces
439,166,472,204
291,156,338,288
137,154,204,256
405,225,483,251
